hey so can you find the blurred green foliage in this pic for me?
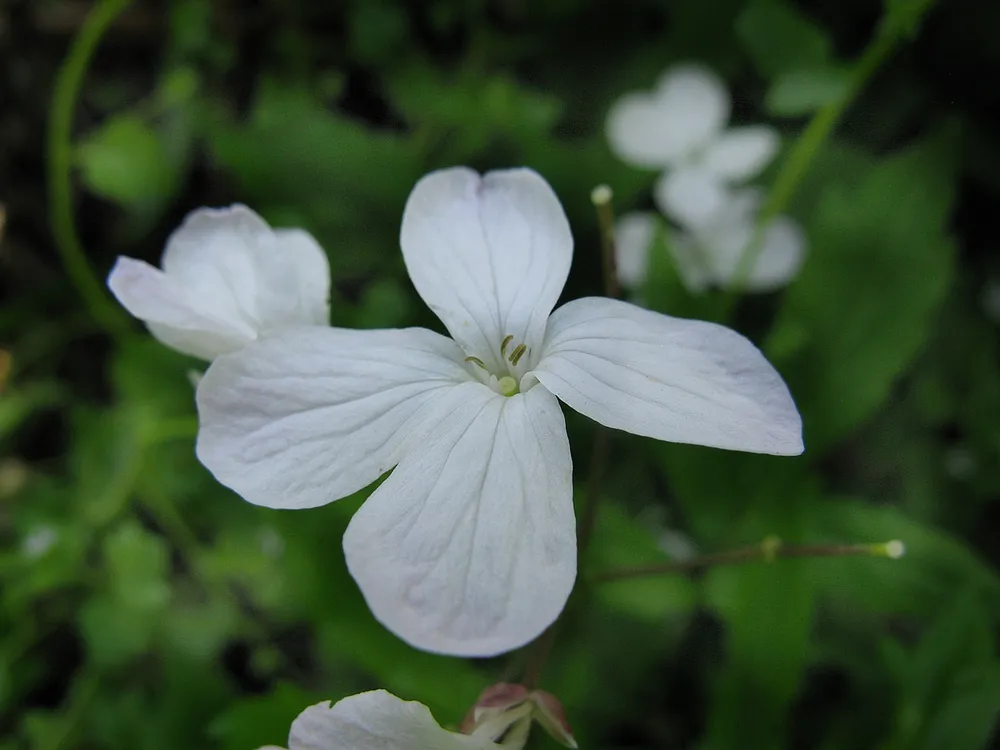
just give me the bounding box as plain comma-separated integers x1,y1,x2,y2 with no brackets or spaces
3,0,1000,748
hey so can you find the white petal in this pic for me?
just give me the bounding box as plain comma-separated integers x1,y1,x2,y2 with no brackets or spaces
531,297,803,455
195,326,471,509
654,168,731,229
606,64,730,168
706,215,807,291
107,257,255,359
666,230,713,294
288,692,486,750
344,382,575,657
614,212,658,289
701,126,781,181
109,205,331,361
400,168,572,373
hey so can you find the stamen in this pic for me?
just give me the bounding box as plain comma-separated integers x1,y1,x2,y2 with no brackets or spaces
465,356,487,369
500,334,514,357
508,344,527,366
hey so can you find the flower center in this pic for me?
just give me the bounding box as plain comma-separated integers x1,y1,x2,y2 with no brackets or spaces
463,334,533,396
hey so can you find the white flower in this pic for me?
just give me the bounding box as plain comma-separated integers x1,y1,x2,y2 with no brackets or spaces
614,194,805,294
107,205,330,360
195,167,803,656
613,212,659,290
670,188,806,293
258,691,499,750
606,64,780,229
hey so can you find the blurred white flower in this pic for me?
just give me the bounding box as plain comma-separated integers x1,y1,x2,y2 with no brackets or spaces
258,691,500,750
22,525,58,559
614,193,805,294
107,205,330,361
613,212,658,290
196,167,803,657
670,188,806,293
606,64,779,230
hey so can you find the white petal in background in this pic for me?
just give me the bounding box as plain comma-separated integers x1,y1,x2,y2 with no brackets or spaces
694,214,807,292
700,125,780,182
400,168,573,372
531,297,804,455
653,167,731,230
344,383,575,657
277,691,491,750
606,63,731,169
108,205,330,360
195,326,471,510
613,212,658,289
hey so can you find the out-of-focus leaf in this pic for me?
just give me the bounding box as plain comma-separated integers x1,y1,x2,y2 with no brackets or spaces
588,503,697,622
348,0,409,65
78,521,172,667
915,664,1000,750
806,499,1000,617
736,0,832,78
76,114,182,211
0,383,62,439
207,83,422,276
766,66,851,116
211,683,318,750
767,133,958,451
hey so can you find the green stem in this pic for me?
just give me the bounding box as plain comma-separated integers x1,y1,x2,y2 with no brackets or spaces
720,19,904,317
591,538,905,583
48,0,134,336
39,668,101,750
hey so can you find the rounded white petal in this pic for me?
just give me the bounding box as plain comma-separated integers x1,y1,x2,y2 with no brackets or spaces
400,168,572,373
344,382,575,657
606,64,730,168
109,205,331,361
288,691,487,750
704,215,807,291
614,212,658,289
701,125,781,181
654,167,731,229
532,297,803,455
108,256,254,359
195,326,471,510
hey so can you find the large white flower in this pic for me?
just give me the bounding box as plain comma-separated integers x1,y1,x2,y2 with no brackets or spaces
195,167,803,657
107,205,330,360
259,691,499,750
606,64,780,229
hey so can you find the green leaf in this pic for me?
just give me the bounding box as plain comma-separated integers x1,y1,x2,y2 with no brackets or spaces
766,66,851,116
736,0,832,78
76,114,181,211
768,133,958,450
79,522,172,666
211,683,318,750
588,503,697,622
806,500,1000,618
916,664,1000,750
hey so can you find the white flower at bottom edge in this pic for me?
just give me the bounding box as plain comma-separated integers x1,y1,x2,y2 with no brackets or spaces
257,691,501,750
669,188,806,294
107,205,331,361
606,63,780,229
195,167,804,657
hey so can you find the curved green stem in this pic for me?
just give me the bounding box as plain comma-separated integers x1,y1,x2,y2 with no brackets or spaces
721,18,909,317
47,0,134,336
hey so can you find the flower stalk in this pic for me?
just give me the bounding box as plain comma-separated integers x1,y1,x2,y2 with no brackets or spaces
591,537,906,583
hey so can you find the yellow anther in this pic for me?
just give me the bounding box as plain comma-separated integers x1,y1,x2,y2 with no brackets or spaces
464,356,486,369
508,344,527,366
501,334,514,357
